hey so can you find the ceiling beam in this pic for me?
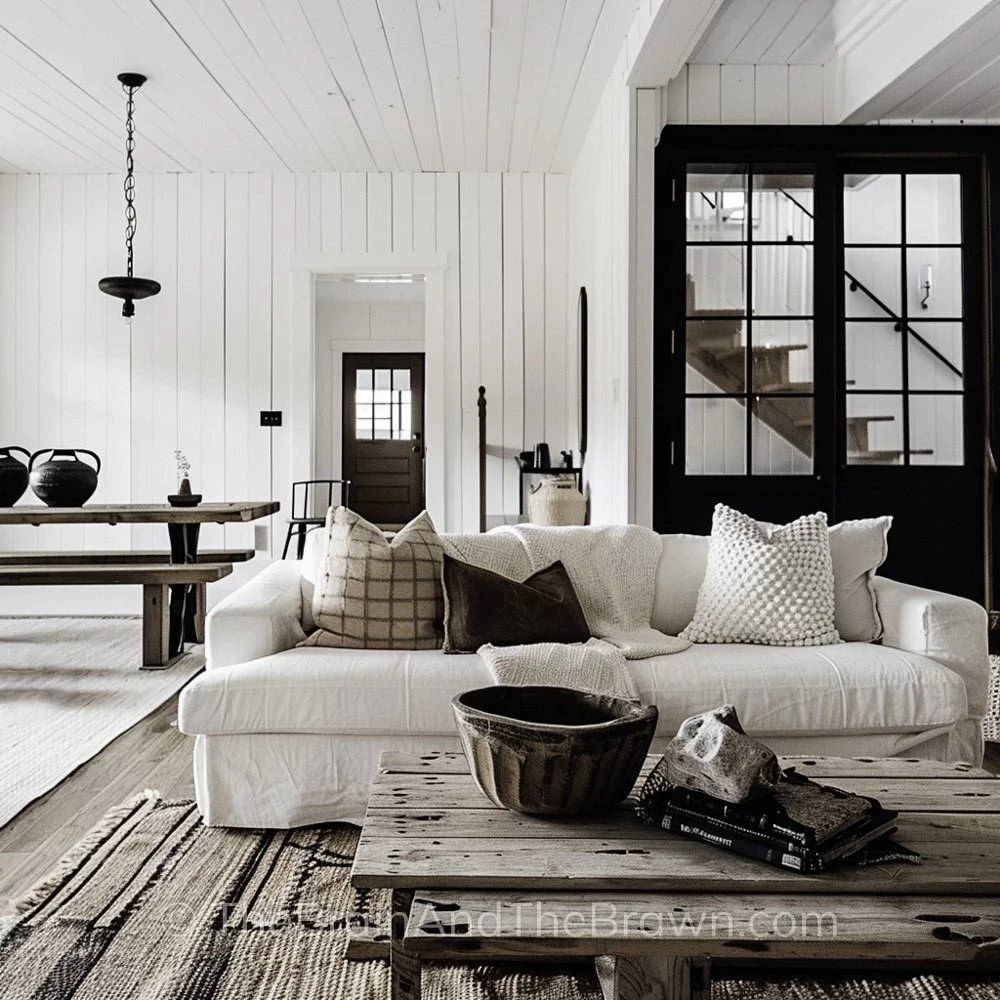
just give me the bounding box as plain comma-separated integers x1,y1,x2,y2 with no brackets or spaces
626,0,728,87
833,0,1000,122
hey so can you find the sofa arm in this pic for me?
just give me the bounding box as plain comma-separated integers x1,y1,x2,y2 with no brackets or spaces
873,575,989,718
205,560,307,669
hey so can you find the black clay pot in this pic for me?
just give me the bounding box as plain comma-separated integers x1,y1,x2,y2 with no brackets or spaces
29,449,102,507
0,446,30,506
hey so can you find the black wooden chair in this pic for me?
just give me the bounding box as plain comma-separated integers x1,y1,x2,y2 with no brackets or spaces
282,480,351,559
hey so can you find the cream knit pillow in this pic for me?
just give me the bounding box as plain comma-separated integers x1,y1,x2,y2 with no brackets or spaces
680,504,840,646
301,506,444,649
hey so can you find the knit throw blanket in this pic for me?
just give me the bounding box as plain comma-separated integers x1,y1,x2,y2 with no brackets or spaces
443,524,690,660
477,639,639,700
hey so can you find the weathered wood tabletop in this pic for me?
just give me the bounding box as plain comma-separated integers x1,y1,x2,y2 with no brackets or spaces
0,501,278,525
353,752,1000,1000
352,752,1000,895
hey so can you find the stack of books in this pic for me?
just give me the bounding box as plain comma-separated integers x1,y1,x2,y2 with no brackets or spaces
635,766,900,872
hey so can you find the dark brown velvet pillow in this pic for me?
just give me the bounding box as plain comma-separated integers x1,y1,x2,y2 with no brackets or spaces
441,554,591,653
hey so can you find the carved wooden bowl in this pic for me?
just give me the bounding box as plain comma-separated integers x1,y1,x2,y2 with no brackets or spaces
452,686,658,816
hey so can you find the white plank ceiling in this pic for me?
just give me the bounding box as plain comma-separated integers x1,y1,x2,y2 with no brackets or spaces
0,0,641,174
689,0,867,65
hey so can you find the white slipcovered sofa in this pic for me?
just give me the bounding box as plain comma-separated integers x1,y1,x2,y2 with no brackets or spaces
178,529,989,828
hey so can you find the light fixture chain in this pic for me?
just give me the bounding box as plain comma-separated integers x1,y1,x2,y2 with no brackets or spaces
123,81,137,279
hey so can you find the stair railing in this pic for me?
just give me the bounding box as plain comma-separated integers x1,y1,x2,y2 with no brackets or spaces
775,188,963,380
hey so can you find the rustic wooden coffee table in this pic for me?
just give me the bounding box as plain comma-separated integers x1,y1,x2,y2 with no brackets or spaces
351,752,1000,1000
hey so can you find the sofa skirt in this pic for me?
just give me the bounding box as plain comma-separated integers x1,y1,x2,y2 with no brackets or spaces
191,720,983,829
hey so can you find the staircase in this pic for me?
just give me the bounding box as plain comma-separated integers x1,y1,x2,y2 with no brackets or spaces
685,280,925,465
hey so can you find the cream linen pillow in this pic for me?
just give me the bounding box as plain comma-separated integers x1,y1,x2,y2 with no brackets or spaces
300,506,444,649
680,504,840,646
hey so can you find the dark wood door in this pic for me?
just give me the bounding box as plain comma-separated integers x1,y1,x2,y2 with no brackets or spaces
342,353,425,527
654,131,989,602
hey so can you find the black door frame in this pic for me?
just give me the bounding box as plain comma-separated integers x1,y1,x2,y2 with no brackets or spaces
654,125,996,604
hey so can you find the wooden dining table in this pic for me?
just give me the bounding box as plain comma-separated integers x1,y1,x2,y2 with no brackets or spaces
0,502,279,660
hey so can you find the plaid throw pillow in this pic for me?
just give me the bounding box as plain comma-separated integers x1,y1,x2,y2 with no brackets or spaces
300,507,444,649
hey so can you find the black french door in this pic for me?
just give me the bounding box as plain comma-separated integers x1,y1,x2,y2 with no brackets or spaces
654,128,991,603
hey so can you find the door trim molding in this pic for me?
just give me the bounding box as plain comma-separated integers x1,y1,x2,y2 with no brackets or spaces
289,253,449,527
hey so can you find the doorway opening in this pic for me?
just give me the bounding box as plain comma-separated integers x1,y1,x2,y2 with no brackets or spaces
313,273,426,529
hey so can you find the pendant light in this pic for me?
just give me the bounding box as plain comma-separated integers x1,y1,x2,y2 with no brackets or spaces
99,73,160,324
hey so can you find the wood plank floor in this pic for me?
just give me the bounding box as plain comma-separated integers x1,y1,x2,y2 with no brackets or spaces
0,692,194,907
1,705,997,912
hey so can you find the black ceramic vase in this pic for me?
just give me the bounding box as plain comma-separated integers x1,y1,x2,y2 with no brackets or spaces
29,449,101,507
0,446,30,506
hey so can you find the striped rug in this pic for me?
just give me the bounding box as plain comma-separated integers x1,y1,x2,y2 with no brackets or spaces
1,793,997,1000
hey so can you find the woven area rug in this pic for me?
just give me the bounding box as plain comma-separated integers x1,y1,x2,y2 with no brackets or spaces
0,616,203,827
2,793,998,1000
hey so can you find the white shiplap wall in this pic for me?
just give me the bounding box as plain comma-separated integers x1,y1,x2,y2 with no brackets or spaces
0,170,570,610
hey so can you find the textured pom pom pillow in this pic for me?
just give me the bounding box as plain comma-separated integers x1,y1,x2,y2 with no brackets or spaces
300,506,444,649
680,504,840,647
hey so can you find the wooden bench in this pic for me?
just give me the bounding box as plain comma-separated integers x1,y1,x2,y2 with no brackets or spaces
0,563,233,668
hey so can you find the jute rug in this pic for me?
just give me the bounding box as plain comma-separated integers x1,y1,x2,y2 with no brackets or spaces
0,616,203,827
2,792,997,1000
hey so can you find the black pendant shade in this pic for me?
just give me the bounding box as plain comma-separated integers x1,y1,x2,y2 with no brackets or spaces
100,73,160,323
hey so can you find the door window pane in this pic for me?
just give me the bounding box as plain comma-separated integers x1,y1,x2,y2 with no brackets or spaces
374,369,391,390
752,320,812,392
687,246,746,313
686,318,746,394
846,323,903,390
906,174,961,244
845,248,900,318
844,174,901,243
686,165,747,242
908,323,963,391
357,369,373,390
846,395,904,465
906,247,962,318
752,173,814,242
686,398,746,475
910,395,963,465
393,369,410,391
752,398,812,475
752,244,813,314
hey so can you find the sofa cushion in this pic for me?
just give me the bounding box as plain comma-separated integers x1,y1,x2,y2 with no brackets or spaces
652,518,892,643
680,505,840,646
442,556,590,652
302,507,444,649
178,642,967,740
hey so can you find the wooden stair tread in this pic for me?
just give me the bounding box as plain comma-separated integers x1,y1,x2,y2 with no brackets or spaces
714,343,808,361
849,449,934,461
0,563,234,585
0,548,255,567
794,414,896,429
753,381,812,393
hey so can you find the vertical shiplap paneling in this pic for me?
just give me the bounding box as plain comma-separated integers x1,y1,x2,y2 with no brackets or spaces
478,172,503,524
366,172,393,253
341,173,367,253
247,173,273,551
721,65,755,123
104,174,132,551
0,176,16,551
412,173,436,253
320,172,342,253
150,174,179,545
176,173,205,545
665,65,688,124
270,171,296,557
458,173,481,531
687,64,721,123
129,173,156,549
199,174,227,552
521,173,546,464
543,174,567,452
501,172,524,521
391,172,414,252
435,172,462,529
12,176,39,551
37,175,63,551
754,65,790,124
224,174,250,551
60,176,87,551
789,65,825,124
82,174,109,550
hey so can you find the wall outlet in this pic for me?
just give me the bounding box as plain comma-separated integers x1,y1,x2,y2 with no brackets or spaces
254,524,269,552
260,410,282,427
